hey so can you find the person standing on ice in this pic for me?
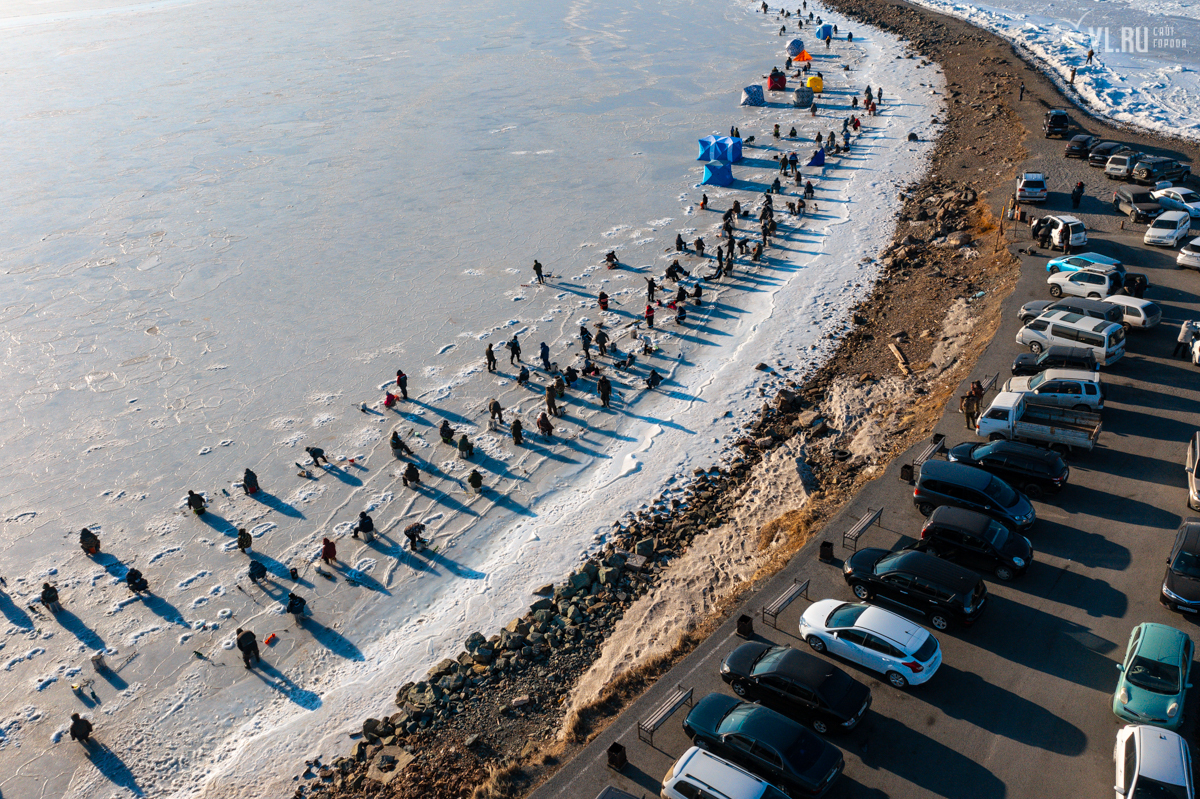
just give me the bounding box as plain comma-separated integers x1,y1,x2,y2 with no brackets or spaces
69,713,93,744
320,537,337,565
485,343,497,372
508,335,522,364
645,304,656,329
41,582,62,612
545,385,560,417
532,260,545,284
186,490,207,516
305,447,330,468
579,325,593,357
539,342,551,371
646,277,659,302
395,369,408,399
598,375,612,408
489,398,504,424
511,417,524,445
242,468,260,495
595,328,610,357
237,527,252,552
236,628,261,668
353,511,374,540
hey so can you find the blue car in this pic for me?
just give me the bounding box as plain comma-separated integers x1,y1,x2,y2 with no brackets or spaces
1045,252,1124,274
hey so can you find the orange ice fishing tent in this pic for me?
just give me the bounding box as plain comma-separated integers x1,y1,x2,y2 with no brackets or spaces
795,49,813,62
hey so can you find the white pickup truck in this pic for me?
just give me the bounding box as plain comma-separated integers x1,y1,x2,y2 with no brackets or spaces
976,391,1102,452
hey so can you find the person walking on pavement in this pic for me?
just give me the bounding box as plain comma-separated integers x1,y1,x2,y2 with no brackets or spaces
69,713,93,744
539,342,551,371
545,385,560,417
395,369,408,399
598,375,612,409
489,398,504,425
1071,181,1084,209
242,468,260,495
353,511,374,540
511,417,524,445
467,469,484,495
42,582,62,612
320,537,336,565
236,628,261,668
1018,82,1025,101
532,260,545,284
305,447,330,468
1174,321,1198,358
237,527,252,552
186,490,207,516
485,343,497,372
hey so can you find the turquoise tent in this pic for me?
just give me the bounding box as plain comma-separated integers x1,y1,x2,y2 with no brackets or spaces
702,161,733,187
697,135,720,161
816,23,833,40
714,136,743,163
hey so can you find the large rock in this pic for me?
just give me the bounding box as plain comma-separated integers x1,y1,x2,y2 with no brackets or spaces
634,538,656,557
568,571,591,590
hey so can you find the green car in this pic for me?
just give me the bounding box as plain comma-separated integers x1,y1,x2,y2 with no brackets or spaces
1113,623,1194,730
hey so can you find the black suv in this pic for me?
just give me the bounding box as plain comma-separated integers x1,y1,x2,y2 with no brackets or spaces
1132,156,1191,185
913,460,1036,531
1161,518,1200,613
913,506,1034,581
946,439,1069,499
1089,142,1129,167
1043,109,1070,138
843,548,987,630
1113,185,1164,222
1011,345,1098,376
720,643,872,734
1065,134,1099,158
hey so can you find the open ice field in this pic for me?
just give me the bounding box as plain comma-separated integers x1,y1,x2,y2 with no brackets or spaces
899,0,1200,140
0,0,941,795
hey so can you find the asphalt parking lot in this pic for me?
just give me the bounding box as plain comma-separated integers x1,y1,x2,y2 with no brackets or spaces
531,70,1200,799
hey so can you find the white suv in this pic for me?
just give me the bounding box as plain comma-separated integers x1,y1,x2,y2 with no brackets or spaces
1042,215,1087,250
1145,210,1191,247
1003,368,1104,410
1114,725,1194,799
662,747,789,799
1048,267,1124,299
1017,172,1048,203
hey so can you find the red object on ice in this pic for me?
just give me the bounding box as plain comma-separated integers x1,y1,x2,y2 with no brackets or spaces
767,73,786,91
265,633,278,645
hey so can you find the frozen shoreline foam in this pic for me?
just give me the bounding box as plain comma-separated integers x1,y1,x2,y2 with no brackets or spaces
0,0,942,796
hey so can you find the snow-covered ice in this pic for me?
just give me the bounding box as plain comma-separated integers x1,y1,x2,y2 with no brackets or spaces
0,0,941,796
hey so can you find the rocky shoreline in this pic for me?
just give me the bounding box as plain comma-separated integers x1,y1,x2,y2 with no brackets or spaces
289,3,1039,797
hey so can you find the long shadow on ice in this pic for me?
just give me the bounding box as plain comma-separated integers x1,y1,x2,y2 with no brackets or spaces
410,483,479,518
84,741,144,795
318,465,362,487
480,488,537,519
0,591,34,629
53,608,106,649
198,511,239,538
298,618,364,661
251,490,305,520
252,661,322,709
135,593,190,628
417,548,486,581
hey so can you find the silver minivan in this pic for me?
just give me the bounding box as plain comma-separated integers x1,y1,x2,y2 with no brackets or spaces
1016,312,1126,365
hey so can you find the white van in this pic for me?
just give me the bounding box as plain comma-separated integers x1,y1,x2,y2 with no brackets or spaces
1145,210,1191,247
662,748,789,799
1101,296,1162,329
1015,312,1126,365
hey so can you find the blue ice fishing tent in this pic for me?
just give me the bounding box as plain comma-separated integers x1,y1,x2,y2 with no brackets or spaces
807,148,826,167
786,38,805,57
703,161,733,187
714,136,743,163
697,135,720,161
740,85,765,107
816,23,833,40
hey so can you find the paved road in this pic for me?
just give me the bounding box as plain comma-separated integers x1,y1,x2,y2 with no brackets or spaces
531,26,1200,799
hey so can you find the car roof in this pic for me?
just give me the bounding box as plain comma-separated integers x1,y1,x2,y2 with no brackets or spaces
879,550,980,592
766,647,845,685
673,747,769,795
1103,295,1155,310
927,505,994,534
978,439,1064,466
1133,623,1190,662
1060,252,1121,265
1043,345,1095,359
1047,109,1068,116
855,605,928,649
1050,296,1121,311
1069,134,1092,141
1135,726,1191,786
1054,215,1083,225
1158,210,1190,221
1020,172,1045,180
919,459,991,489
1036,368,1101,382
1139,155,1171,164
723,701,804,740
1177,519,1200,554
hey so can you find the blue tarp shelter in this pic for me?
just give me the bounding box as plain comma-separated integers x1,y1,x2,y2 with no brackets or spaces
697,135,720,161
816,23,833,40
714,136,743,163
807,148,826,167
740,85,765,107
702,161,733,187
786,38,805,57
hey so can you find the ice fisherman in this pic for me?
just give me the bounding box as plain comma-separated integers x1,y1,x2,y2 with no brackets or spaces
236,628,261,668
467,469,484,495
305,447,330,468
126,568,148,593
395,369,408,399
186,490,207,516
242,468,260,495
457,434,475,459
390,430,414,458
402,462,421,487
485,343,498,372
69,713,93,744
237,527,252,552
320,537,337,565
41,582,61,611
353,511,374,540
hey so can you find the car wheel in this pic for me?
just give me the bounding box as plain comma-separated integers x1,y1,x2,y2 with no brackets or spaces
988,433,1007,442
930,614,950,631
886,671,910,689
1048,264,1059,273
1023,483,1044,500
1129,209,1138,221
806,635,827,654
1087,292,1102,299
917,502,936,517
1029,341,1044,354
1048,285,1063,298
730,680,749,697
995,565,1015,581
1073,404,1091,411
852,583,872,601
812,718,829,734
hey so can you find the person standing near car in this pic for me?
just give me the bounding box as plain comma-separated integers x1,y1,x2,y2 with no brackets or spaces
1174,320,1198,358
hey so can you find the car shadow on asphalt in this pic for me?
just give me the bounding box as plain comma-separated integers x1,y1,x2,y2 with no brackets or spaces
1029,518,1132,570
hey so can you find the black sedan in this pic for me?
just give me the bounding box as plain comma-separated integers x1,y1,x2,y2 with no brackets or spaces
720,643,871,734
947,439,1068,499
1162,518,1200,613
1065,134,1099,158
683,693,844,797
1088,141,1129,167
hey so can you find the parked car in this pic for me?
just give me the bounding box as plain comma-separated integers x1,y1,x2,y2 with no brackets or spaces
798,600,942,688
1106,151,1144,180
661,747,791,799
1153,186,1200,218
1043,108,1070,138
1016,311,1126,365
1162,518,1200,612
1089,141,1130,167
1102,296,1162,329
719,643,871,734
1145,211,1192,247
1011,344,1098,376
1112,185,1164,223
1188,436,1200,512
1132,156,1191,185
911,505,1033,581
913,459,1035,531
1065,134,1099,158
1114,725,1195,799
1018,297,1123,325
682,694,844,797
976,392,1103,452
1179,238,1200,270
1045,251,1125,275
1047,267,1124,298
1016,171,1048,203
843,548,987,630
1039,215,1087,250
1003,368,1104,411
948,439,1069,499
1113,623,1193,730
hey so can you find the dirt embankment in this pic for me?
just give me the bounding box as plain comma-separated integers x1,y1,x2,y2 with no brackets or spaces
291,5,1038,799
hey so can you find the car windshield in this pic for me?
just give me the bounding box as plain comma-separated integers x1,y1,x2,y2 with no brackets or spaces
1132,776,1191,799
1152,218,1175,229
1126,656,1181,694
1173,550,1200,579
911,635,937,662
1023,180,1045,189
826,603,868,629
1131,192,1156,203
985,520,1011,549
1028,373,1046,389
1112,327,1127,346
876,551,907,574
751,646,791,676
983,476,1019,507
1180,191,1200,203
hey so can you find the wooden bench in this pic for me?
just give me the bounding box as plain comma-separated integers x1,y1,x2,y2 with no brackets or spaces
842,507,883,551
638,684,694,745
762,578,810,630
900,434,945,484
